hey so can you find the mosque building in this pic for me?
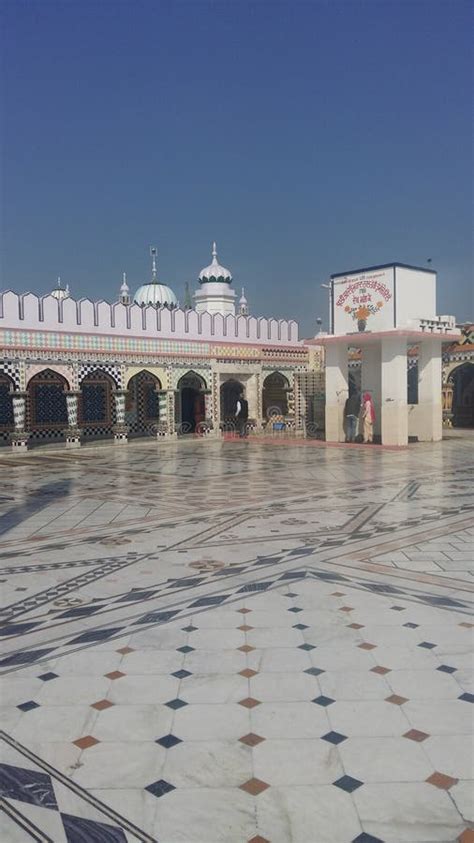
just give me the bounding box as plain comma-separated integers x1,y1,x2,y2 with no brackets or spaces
0,243,308,448
0,247,472,450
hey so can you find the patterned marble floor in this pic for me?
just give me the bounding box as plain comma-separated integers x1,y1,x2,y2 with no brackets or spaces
0,436,473,843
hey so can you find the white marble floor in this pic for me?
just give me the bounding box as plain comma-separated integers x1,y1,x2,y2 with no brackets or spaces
0,436,473,843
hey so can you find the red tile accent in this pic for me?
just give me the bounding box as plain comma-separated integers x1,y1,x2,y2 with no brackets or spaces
358,642,377,650
385,694,408,705
116,646,134,655
339,606,354,612
239,733,265,746
239,778,269,795
371,666,391,675
403,729,430,742
331,592,346,597
73,735,99,750
90,699,114,711
238,697,261,709
238,645,255,653
426,771,458,790
348,623,365,629
237,608,252,614
248,837,270,843
238,625,254,631
239,668,258,678
458,830,474,843
104,671,126,680
459,622,474,629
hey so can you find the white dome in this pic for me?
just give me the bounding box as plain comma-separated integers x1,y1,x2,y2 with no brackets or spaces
51,278,70,300
133,283,178,307
199,242,232,284
133,247,178,307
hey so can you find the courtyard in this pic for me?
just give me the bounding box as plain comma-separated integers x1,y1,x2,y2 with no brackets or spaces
0,436,473,843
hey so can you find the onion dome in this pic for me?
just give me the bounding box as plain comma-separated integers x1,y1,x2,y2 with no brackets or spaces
133,248,178,307
51,277,70,300
199,242,232,284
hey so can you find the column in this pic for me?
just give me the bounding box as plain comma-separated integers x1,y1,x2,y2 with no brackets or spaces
112,390,129,443
202,389,214,435
64,391,82,448
10,391,30,451
155,389,178,438
418,337,442,441
361,345,382,437
325,342,348,442
381,337,408,446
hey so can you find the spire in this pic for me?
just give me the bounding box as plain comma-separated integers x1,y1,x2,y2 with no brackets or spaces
184,281,193,310
239,286,249,316
212,241,218,262
119,271,131,305
51,275,70,300
150,246,158,280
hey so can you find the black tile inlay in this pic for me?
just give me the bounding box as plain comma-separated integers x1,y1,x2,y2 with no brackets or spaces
312,695,335,707
0,648,54,667
176,645,194,654
134,610,179,625
321,731,347,745
189,595,230,607
17,700,40,712
145,779,176,798
57,606,101,619
172,669,192,679
298,643,316,651
0,762,58,809
165,698,188,710
156,734,182,749
237,582,272,593
304,667,324,676
293,623,309,630
458,692,474,703
437,665,457,674
403,623,419,629
38,672,59,681
0,622,40,637
288,607,303,613
61,812,127,843
181,625,198,633
418,641,436,649
352,833,385,843
333,775,364,793
69,627,123,645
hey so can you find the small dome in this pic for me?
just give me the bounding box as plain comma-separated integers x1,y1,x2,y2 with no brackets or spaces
51,277,70,300
133,283,178,307
199,242,232,284
239,287,248,305
133,247,178,307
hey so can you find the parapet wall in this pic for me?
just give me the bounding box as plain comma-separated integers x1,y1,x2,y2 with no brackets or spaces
0,292,299,346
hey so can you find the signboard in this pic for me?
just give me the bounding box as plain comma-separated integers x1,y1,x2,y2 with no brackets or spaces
332,267,394,334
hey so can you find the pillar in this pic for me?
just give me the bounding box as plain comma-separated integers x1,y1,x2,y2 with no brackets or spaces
381,337,408,446
156,389,178,438
361,345,382,437
325,342,348,442
112,390,129,443
417,338,442,441
64,391,82,448
10,391,30,451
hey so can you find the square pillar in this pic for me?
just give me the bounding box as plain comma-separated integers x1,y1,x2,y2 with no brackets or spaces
325,343,348,442
361,345,382,437
381,337,408,446
417,338,442,441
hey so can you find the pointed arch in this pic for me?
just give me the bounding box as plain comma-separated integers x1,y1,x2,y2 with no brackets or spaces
79,368,116,429
262,371,290,418
27,369,69,429
0,372,15,430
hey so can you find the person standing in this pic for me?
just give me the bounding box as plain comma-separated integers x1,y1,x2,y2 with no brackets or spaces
344,391,360,442
361,392,376,443
235,392,249,438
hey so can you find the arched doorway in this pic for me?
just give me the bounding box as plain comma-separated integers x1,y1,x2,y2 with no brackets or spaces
126,371,161,436
27,369,69,439
449,363,474,427
262,372,290,419
0,373,15,442
79,369,116,438
220,379,243,427
177,372,206,433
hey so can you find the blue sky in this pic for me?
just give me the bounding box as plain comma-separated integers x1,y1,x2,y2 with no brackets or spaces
1,0,472,335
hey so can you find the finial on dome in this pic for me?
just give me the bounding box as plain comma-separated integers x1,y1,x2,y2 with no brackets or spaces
150,246,158,280
212,242,217,261
57,276,62,288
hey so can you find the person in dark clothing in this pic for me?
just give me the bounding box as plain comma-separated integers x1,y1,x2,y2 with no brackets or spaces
344,392,360,442
235,392,249,438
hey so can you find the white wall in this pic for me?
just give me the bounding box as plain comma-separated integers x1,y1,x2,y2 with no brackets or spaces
395,267,436,327
0,291,300,347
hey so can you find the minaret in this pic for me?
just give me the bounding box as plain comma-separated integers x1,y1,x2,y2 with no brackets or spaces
194,241,236,315
150,246,158,280
119,272,131,305
184,281,193,310
239,287,249,316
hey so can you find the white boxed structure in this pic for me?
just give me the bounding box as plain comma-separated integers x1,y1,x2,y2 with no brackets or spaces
331,262,437,335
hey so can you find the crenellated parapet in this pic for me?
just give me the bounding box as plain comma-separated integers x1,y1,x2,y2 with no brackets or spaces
0,291,299,345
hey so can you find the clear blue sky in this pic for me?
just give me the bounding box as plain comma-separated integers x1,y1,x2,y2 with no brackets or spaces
1,0,472,335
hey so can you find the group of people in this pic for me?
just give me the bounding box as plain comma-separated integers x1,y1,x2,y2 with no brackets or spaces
344,391,376,444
